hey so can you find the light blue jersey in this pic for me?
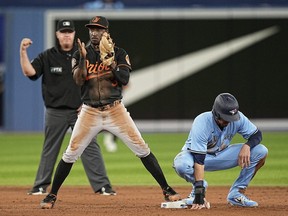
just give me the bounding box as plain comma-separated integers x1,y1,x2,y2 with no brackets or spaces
182,111,257,154
174,110,268,203
174,93,268,207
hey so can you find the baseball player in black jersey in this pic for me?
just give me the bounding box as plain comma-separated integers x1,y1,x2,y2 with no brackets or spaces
20,19,115,196
40,16,181,209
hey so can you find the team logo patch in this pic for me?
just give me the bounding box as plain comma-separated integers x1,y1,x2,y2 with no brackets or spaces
50,67,62,74
92,16,100,23
62,21,71,27
125,55,131,65
229,109,238,115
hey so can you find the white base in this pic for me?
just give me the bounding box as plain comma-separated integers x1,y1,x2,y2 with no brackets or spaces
161,200,187,209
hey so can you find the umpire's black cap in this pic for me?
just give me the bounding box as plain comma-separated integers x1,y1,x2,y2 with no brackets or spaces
57,20,75,32
85,16,109,29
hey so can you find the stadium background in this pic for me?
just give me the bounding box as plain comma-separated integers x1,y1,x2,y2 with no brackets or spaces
0,3,287,215
0,0,288,132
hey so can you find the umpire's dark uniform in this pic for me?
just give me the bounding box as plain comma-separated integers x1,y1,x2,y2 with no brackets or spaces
28,43,112,193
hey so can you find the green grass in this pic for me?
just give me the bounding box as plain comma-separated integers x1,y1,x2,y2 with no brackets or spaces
0,132,287,186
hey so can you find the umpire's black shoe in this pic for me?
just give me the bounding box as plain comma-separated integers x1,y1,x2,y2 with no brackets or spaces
40,193,57,209
96,184,116,196
27,187,48,195
162,186,182,201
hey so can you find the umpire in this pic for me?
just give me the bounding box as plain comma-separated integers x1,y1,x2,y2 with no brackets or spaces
19,19,115,195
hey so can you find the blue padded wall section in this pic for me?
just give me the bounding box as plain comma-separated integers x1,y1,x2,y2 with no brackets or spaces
4,9,44,131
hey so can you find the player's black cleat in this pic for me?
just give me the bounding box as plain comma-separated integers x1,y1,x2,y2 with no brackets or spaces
40,193,57,209
162,186,181,201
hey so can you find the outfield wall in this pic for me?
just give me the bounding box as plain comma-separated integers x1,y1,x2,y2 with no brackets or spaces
3,8,288,131
2,9,44,131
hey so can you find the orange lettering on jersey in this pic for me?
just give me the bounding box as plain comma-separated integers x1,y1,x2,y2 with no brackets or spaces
86,61,98,74
98,63,105,71
86,73,111,81
85,60,113,80
86,74,98,80
86,61,112,73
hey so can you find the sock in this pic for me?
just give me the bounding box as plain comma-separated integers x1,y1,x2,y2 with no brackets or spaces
140,152,169,189
50,159,73,195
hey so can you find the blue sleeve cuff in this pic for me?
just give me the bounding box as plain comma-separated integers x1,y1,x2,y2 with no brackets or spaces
247,129,262,148
192,153,206,165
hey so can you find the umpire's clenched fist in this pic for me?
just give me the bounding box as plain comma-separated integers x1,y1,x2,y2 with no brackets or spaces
20,38,33,52
20,38,36,77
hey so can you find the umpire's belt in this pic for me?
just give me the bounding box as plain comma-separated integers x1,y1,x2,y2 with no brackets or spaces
85,100,121,111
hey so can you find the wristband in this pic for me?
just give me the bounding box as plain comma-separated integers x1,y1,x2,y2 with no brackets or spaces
194,180,204,187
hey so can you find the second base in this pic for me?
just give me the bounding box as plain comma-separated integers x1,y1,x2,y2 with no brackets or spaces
160,200,187,208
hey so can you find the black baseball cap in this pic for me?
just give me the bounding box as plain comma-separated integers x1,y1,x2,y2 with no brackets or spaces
85,16,109,29
212,93,240,122
57,20,75,32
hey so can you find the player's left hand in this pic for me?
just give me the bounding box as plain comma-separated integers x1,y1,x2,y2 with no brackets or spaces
191,185,210,210
191,198,210,209
238,144,251,169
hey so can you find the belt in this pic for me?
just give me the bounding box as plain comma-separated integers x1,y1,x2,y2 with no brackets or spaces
85,100,121,111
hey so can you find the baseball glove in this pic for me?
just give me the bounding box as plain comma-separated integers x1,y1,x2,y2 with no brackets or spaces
99,32,115,66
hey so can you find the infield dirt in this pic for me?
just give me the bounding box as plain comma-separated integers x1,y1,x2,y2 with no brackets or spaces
0,186,287,216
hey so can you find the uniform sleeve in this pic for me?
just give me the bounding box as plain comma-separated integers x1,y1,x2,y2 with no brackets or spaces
29,52,45,80
186,115,210,154
237,112,258,140
115,47,132,70
113,47,131,85
246,129,262,148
